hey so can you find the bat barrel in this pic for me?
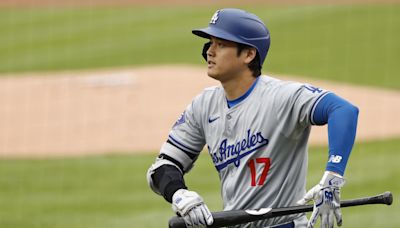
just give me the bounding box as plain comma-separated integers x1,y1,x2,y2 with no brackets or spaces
169,210,258,228
168,218,187,228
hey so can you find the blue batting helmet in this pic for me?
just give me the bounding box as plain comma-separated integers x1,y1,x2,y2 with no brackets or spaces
192,8,271,66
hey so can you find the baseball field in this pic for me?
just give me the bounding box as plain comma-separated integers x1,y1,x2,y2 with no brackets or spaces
0,1,399,227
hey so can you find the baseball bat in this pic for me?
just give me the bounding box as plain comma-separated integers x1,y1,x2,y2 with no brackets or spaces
168,191,393,228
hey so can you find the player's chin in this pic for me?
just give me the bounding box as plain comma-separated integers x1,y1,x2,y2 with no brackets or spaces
207,69,219,80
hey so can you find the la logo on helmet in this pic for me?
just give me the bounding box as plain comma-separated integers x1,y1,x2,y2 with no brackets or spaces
210,10,220,24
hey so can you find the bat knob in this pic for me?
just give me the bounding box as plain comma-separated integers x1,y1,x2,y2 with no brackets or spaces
383,191,393,205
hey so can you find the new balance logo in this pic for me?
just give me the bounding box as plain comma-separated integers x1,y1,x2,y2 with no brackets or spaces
328,155,342,163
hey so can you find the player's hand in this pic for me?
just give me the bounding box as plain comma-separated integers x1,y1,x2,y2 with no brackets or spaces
172,189,214,228
297,171,345,228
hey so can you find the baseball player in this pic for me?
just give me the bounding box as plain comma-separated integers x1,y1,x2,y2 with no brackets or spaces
147,8,359,228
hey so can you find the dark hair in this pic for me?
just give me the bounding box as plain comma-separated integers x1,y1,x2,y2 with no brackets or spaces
237,43,262,77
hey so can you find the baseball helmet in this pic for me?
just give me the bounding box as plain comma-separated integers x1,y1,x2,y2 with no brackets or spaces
192,8,271,66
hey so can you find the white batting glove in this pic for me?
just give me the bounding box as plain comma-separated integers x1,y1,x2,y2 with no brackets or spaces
297,171,345,228
172,189,214,228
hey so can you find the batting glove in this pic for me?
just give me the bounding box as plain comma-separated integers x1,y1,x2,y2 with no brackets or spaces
172,189,214,228
297,171,345,228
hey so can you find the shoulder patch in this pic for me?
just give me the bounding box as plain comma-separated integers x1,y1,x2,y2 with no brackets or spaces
302,84,323,94
173,111,186,128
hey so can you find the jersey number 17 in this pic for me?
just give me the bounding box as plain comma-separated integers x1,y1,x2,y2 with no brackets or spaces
247,157,271,187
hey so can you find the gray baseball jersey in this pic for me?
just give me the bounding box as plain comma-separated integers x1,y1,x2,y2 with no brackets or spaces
161,75,329,227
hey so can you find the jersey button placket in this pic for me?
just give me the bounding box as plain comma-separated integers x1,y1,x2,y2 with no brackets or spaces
226,114,232,133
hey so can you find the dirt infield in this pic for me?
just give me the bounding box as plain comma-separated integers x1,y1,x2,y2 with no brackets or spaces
0,65,399,158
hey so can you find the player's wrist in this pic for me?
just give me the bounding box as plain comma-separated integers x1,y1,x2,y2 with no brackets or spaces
172,189,204,215
172,189,190,199
165,183,188,203
319,171,345,188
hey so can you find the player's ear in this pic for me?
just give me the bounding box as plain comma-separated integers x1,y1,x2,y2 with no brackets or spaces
202,42,211,61
243,48,257,64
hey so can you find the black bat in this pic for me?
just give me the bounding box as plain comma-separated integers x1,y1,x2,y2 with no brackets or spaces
168,191,393,228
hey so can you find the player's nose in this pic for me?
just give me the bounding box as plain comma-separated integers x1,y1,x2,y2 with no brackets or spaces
207,44,215,58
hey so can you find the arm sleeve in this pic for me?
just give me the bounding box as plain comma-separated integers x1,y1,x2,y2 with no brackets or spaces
312,93,359,176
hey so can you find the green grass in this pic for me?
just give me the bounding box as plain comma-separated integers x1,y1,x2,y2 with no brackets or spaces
0,5,399,89
0,138,399,228
261,5,400,89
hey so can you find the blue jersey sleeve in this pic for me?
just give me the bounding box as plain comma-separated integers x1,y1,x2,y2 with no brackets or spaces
312,93,359,176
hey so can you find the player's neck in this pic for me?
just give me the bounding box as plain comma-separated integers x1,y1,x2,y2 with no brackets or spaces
221,72,257,101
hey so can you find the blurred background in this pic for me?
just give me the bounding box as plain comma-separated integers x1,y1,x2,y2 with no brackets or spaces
0,0,399,227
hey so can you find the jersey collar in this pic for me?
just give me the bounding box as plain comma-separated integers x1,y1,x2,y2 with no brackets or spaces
226,76,260,108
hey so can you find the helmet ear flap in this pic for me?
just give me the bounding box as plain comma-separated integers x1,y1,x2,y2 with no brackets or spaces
202,42,211,61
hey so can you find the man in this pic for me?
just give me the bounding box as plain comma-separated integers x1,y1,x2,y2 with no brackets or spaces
147,8,359,228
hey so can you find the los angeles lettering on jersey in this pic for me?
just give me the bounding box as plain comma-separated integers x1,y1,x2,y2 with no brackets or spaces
211,129,269,171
